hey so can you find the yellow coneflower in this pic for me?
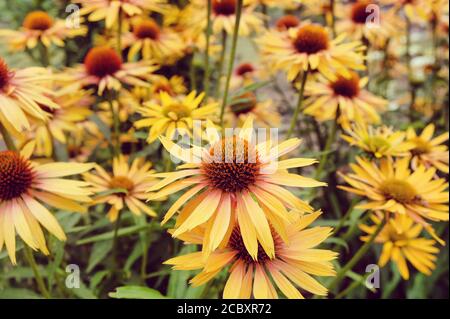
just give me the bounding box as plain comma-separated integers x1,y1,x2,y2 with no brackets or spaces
66,121,104,163
225,92,281,128
0,58,59,134
257,23,366,81
338,156,448,243
230,62,269,89
406,124,449,174
341,121,414,159
74,0,168,29
69,46,158,95
83,155,157,222
360,213,439,280
381,0,436,24
0,11,87,52
275,15,301,32
0,142,93,264
165,211,337,299
24,89,94,158
124,18,186,64
303,72,387,124
135,90,219,142
245,0,298,9
148,117,325,258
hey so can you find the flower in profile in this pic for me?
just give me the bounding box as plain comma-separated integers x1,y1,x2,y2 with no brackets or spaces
257,23,366,81
360,213,439,280
83,155,157,222
0,10,87,51
124,18,186,64
341,121,414,159
275,15,301,32
73,0,168,29
0,142,93,264
148,117,325,258
0,58,59,134
135,90,219,142
69,46,158,95
165,211,337,299
406,124,449,174
226,92,280,128
24,88,93,158
303,72,387,124
338,156,448,244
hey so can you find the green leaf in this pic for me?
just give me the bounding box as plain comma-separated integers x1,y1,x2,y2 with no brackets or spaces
87,239,113,273
325,237,349,253
76,224,151,245
109,286,166,299
0,288,43,299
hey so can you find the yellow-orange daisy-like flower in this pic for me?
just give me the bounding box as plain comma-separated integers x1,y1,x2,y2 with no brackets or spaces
338,156,448,244
165,211,337,299
406,124,449,174
83,155,157,222
69,46,158,95
360,213,439,280
303,72,387,124
147,117,326,258
256,23,366,81
341,121,414,159
135,91,219,142
0,58,59,134
226,92,280,128
124,18,186,64
0,11,87,51
73,0,168,29
0,142,94,264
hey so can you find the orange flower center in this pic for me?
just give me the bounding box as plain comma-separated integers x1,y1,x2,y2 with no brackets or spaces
379,179,417,204
229,227,279,264
133,19,161,40
154,83,174,95
229,92,257,115
330,72,361,98
0,58,13,90
84,46,123,78
109,176,134,195
410,138,432,155
293,24,329,54
276,15,300,31
23,11,54,31
235,63,255,77
0,151,34,201
202,137,260,193
213,0,236,16
351,1,374,24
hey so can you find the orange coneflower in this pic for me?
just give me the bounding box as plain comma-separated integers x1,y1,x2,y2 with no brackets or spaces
148,117,325,258
166,211,337,299
0,142,93,264
0,11,87,52
0,58,59,134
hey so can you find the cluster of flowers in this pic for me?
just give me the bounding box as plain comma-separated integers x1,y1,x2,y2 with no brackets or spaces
0,0,448,298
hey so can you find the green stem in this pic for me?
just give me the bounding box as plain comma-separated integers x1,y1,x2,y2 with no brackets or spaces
215,31,227,99
117,8,123,55
111,210,123,273
189,53,197,91
204,0,212,100
286,69,309,139
38,43,50,67
0,122,17,151
108,93,120,156
329,0,336,38
219,0,243,129
328,216,386,294
24,246,51,299
314,110,339,180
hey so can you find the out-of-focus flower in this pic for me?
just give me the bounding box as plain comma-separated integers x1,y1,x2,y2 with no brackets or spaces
225,92,280,127
257,23,366,81
83,155,157,221
0,11,87,52
0,142,93,264
124,18,186,64
406,124,449,173
338,156,449,244
147,117,325,258
0,58,59,134
135,91,219,142
69,46,158,95
303,72,387,124
341,121,414,158
360,213,439,280
73,0,168,29
165,211,337,299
